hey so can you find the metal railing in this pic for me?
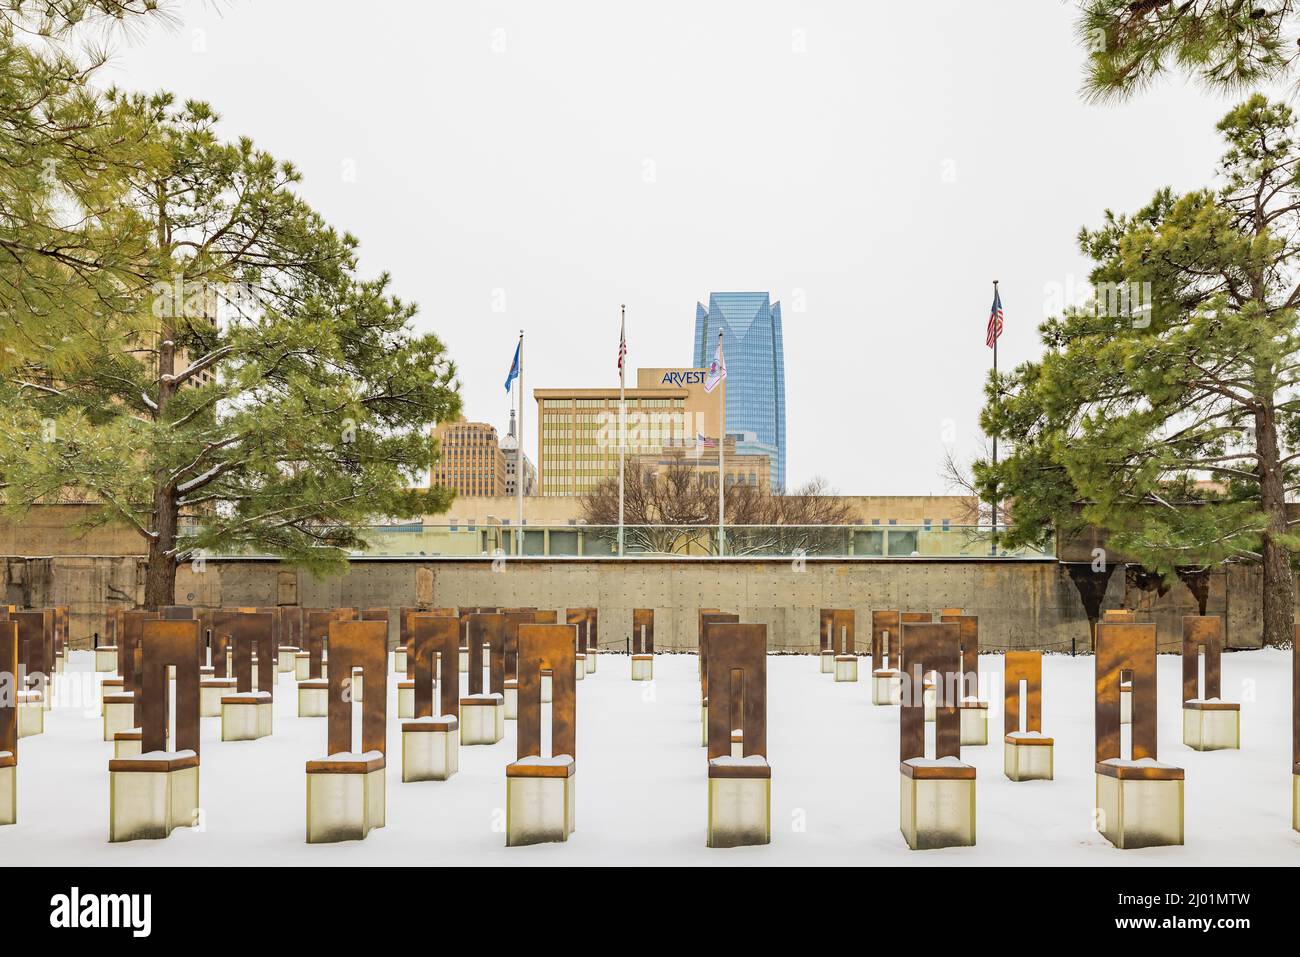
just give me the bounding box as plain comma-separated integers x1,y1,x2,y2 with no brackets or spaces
189,524,1054,560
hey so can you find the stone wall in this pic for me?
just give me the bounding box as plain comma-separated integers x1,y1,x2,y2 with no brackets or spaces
12,553,1269,654
0,505,147,556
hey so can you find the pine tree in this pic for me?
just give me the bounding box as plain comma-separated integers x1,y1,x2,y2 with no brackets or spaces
0,2,165,371
980,95,1300,647
0,96,460,607
1078,1,1300,100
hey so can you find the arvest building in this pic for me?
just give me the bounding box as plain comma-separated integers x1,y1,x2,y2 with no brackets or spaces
534,367,731,496
692,291,787,490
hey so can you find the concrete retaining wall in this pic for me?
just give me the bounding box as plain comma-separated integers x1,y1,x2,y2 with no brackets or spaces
8,554,1268,654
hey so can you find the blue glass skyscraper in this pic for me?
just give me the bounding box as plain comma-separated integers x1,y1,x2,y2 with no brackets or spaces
693,292,786,491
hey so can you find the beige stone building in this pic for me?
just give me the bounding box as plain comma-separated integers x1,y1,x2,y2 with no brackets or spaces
534,367,726,497
436,493,975,529
630,435,772,490
430,417,508,498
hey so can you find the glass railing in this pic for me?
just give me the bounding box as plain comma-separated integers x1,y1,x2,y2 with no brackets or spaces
188,524,1054,560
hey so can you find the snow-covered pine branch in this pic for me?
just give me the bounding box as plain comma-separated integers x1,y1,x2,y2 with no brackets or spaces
175,464,223,496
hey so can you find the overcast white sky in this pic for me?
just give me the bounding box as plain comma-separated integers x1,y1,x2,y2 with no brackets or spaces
99,0,1244,495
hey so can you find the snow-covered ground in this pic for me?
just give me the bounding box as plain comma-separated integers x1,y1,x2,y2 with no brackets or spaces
8,649,1298,865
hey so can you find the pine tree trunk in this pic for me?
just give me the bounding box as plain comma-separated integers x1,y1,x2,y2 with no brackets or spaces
143,481,178,610
146,194,178,612
1255,408,1295,648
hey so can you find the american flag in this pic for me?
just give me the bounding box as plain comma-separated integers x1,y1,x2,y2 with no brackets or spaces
986,285,1004,349
617,307,627,378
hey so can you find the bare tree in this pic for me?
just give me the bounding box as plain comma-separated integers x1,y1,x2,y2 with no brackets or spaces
724,476,855,556
939,440,994,527
580,466,853,555
581,463,711,553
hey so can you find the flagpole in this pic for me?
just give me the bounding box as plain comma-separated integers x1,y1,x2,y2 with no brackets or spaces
717,329,725,558
516,330,525,557
618,304,626,558
991,281,999,557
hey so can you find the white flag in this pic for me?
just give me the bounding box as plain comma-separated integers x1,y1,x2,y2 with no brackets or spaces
703,333,726,393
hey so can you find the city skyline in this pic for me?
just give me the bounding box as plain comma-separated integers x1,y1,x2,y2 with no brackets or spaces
100,1,1252,496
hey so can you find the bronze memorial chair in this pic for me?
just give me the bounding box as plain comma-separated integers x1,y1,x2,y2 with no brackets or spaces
295,610,335,718
1003,650,1053,781
1094,620,1184,848
107,618,201,842
305,618,388,843
1181,615,1239,751
219,610,276,741
940,612,986,744
704,621,770,848
898,620,975,850
820,608,856,681
506,622,577,846
461,612,507,745
400,612,462,783
631,608,655,680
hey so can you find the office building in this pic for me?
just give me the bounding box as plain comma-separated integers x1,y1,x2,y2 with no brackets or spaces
534,367,725,496
631,433,772,490
693,291,787,490
731,430,779,488
430,417,508,497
